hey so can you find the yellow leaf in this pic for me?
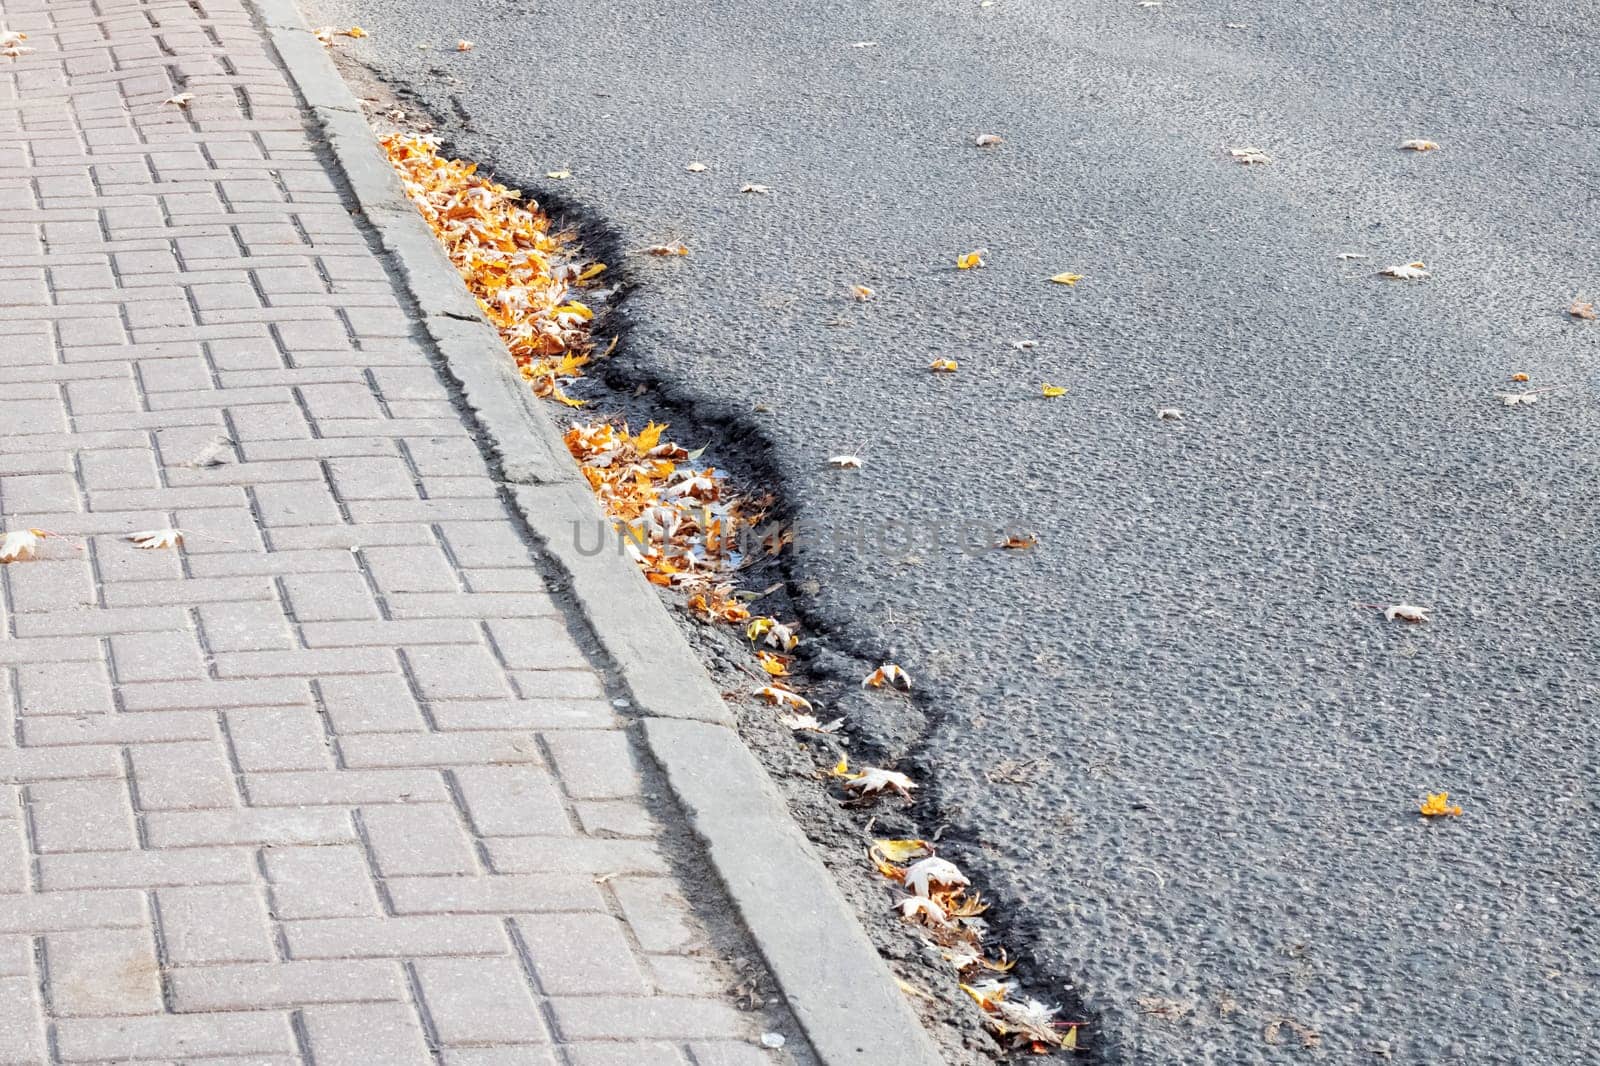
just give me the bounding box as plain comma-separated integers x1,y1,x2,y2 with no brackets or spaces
577,262,607,282
831,757,850,777
756,651,788,676
851,285,875,301
1041,383,1067,397
545,169,572,180
1399,139,1439,151
644,242,689,257
1510,372,1529,382
456,39,474,50
632,421,667,453
872,838,931,862
1419,792,1462,817
1049,272,1085,286
863,664,911,690
956,249,986,270
929,359,958,372
1000,532,1039,550
342,25,367,37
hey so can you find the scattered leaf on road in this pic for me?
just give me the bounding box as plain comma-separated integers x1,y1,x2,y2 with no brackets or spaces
974,133,1004,147
827,454,863,468
957,249,987,270
1000,532,1039,550
845,766,917,799
1383,603,1430,622
1228,146,1272,165
1156,407,1184,420
739,183,771,194
1419,792,1462,817
863,664,912,690
685,161,707,172
1399,139,1440,151
1379,261,1430,280
545,169,571,179
456,39,473,50
851,285,875,301
755,684,812,710
164,93,194,107
1570,299,1596,320
643,242,689,256
1510,372,1529,382
127,529,183,550
930,359,958,372
1041,383,1067,397
1049,272,1085,286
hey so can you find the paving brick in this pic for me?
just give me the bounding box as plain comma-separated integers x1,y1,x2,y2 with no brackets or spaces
326,456,418,500
281,570,380,621
22,710,214,747
245,768,447,806
610,879,704,955
196,600,295,652
0,976,48,1064
454,765,572,837
360,803,478,875
430,700,615,732
225,707,332,771
109,629,208,682
488,838,670,877
45,927,163,1016
6,560,97,617
510,670,609,700
415,955,550,1044
261,845,382,919
121,678,311,711
144,807,353,848
564,1046,688,1066
514,914,649,996
54,1012,297,1062
385,874,605,916
212,646,396,677
485,618,591,670
156,885,275,963
363,544,460,594
128,740,238,810
28,778,137,853
548,997,751,1042
543,731,643,800
38,848,256,890
0,891,148,935
338,731,541,769
169,959,407,1012
572,802,657,840
283,915,509,958
404,644,511,700
300,1003,432,1066
442,1049,562,1066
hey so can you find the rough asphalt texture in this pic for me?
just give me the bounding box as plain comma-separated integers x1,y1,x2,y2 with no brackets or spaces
307,0,1600,1060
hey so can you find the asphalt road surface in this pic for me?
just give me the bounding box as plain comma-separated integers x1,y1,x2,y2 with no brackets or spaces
304,0,1600,1059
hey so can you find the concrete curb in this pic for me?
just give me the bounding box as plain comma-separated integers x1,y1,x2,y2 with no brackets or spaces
249,4,946,1063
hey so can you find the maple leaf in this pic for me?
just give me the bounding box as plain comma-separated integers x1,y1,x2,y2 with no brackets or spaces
898,896,950,926
0,30,26,46
962,979,1010,1011
974,133,1004,147
1379,261,1430,280
1419,792,1462,817
929,359,958,372
756,650,789,676
1041,383,1067,398
1048,272,1085,286
0,528,50,563
956,249,987,270
845,767,916,799
862,664,911,690
872,838,931,862
127,529,183,550
904,856,969,898
780,713,843,733
1399,139,1439,151
1510,373,1529,382
754,684,811,710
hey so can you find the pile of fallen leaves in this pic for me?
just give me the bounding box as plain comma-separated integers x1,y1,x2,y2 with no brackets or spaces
564,420,770,618
381,133,604,408
379,132,1077,1055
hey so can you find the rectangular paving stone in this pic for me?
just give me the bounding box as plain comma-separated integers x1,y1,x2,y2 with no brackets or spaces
360,803,479,875
45,928,163,1017
282,915,509,958
261,845,382,920
414,956,550,1045
169,959,407,1012
514,915,650,996
300,1003,432,1066
385,874,606,916
54,1011,298,1062
155,886,276,964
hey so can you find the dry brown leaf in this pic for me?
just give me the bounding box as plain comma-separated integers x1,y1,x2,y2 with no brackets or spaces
827,454,863,469
754,684,811,710
1570,299,1597,320
0,529,49,563
1000,532,1039,550
1384,603,1430,622
929,359,958,372
851,285,875,301
127,528,183,550
164,93,194,107
643,242,689,256
456,39,474,51
844,767,917,799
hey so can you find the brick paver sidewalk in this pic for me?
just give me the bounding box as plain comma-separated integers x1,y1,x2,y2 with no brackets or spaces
0,0,795,1062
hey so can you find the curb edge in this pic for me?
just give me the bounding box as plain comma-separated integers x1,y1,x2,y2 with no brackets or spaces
248,6,947,1063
